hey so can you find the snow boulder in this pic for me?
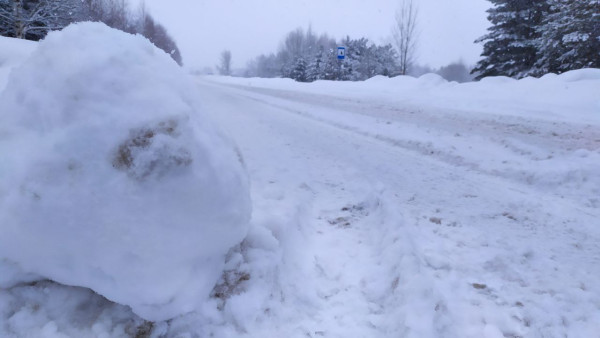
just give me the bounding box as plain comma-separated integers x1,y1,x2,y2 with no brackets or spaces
0,22,251,321
0,36,36,90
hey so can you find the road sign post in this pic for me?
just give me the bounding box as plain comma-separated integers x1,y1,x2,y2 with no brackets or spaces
337,46,346,60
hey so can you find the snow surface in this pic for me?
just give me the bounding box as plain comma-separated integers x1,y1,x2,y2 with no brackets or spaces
0,36,36,91
0,23,251,322
181,73,600,337
1,28,600,337
205,71,600,209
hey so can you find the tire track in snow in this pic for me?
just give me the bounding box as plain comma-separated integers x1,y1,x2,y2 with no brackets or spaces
193,82,418,336
188,80,600,337
200,79,599,215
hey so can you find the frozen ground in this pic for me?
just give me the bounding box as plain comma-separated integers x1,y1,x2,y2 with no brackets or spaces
1,31,600,337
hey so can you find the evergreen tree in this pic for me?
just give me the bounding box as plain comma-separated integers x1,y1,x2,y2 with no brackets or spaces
473,0,549,79
307,47,324,82
290,57,308,82
536,0,600,74
339,37,398,81
276,26,336,80
374,44,399,77
344,37,371,81
322,47,342,80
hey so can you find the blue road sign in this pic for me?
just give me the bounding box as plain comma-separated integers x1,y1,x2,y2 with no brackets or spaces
337,46,346,60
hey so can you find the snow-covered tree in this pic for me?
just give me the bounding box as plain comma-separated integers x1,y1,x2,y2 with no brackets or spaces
374,43,399,77
473,0,549,79
290,57,308,82
0,0,85,40
0,0,183,65
278,27,306,78
246,27,400,81
535,0,600,74
337,37,399,81
307,46,325,81
322,47,342,80
341,36,368,81
277,27,334,79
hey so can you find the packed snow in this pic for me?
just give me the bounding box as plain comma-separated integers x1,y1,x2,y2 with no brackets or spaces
0,23,251,322
1,24,600,338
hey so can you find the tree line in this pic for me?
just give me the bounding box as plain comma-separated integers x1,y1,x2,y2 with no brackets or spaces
0,0,182,65
233,0,467,83
243,27,400,82
241,0,596,82
473,0,599,79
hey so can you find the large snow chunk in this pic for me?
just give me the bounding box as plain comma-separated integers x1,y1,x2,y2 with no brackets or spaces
0,36,36,90
0,23,251,321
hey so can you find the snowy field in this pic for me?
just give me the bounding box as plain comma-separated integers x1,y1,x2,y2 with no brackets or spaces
1,25,600,338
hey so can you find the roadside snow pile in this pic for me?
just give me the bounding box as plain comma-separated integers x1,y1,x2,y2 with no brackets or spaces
0,37,36,90
0,22,251,321
205,69,600,124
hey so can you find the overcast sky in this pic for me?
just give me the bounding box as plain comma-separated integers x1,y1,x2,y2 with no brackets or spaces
140,0,490,71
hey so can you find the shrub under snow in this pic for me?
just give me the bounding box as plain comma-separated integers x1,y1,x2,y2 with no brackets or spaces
0,22,251,321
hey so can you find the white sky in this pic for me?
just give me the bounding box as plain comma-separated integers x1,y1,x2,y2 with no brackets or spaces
140,0,490,70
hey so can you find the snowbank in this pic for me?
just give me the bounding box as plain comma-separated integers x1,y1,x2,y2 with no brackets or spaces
204,69,600,124
0,23,251,321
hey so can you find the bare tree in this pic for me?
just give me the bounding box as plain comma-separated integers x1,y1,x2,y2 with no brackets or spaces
218,50,232,76
85,0,131,32
392,0,419,75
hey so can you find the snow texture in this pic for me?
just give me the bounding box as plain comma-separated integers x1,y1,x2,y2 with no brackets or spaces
0,36,36,90
0,23,251,321
1,28,599,337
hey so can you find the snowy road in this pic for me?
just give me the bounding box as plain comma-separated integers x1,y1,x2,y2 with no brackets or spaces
182,78,600,337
